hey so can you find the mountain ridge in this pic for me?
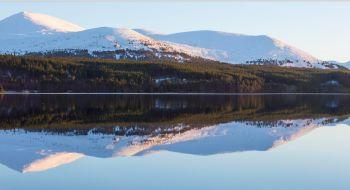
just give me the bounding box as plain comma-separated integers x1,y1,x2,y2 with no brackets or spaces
0,11,344,69
137,29,319,64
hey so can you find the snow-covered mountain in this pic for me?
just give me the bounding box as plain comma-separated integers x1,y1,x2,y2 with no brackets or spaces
136,29,318,63
0,26,213,61
0,12,344,69
0,12,84,37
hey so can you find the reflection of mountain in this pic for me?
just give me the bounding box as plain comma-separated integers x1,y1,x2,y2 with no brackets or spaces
1,94,350,173
0,118,342,173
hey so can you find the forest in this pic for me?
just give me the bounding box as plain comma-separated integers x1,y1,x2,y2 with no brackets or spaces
1,55,350,93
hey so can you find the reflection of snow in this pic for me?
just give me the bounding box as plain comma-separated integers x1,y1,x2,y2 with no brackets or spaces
269,124,318,149
23,152,84,173
0,118,341,173
155,77,172,84
154,99,188,109
325,80,339,85
326,100,339,108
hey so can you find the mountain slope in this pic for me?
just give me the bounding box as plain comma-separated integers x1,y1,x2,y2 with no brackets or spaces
0,26,214,62
136,29,318,64
0,12,84,37
345,61,350,69
326,60,350,69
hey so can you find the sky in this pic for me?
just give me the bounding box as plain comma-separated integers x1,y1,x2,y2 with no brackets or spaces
1,2,349,62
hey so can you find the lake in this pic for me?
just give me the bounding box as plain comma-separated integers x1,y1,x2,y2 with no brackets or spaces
0,94,350,190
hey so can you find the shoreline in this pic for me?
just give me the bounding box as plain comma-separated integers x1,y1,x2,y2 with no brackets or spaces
2,92,350,95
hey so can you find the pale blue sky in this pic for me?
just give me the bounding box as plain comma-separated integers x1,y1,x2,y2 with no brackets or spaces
1,2,349,62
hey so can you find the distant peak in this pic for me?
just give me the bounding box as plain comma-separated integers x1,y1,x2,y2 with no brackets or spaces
10,11,42,19
14,11,28,15
0,11,85,35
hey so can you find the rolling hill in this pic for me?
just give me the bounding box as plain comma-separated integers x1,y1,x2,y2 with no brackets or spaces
0,12,344,69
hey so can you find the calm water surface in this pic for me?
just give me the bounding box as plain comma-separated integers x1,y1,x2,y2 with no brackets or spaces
0,94,350,190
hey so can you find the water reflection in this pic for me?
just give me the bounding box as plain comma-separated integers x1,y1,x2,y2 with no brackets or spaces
0,94,349,173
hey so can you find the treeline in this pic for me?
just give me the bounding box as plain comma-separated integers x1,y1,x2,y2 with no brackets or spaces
245,58,345,69
26,49,195,62
1,55,350,92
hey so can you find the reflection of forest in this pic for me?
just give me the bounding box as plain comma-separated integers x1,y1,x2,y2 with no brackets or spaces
0,95,349,134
